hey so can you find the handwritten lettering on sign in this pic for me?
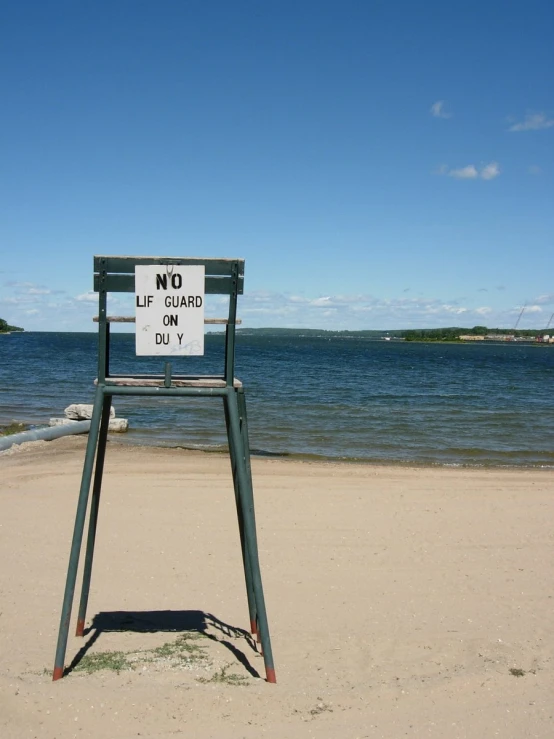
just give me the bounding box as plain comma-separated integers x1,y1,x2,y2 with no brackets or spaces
135,265,205,356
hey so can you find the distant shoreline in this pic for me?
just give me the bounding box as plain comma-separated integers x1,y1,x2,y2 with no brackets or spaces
4,328,551,344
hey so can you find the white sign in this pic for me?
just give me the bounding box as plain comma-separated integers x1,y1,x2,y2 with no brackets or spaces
135,265,205,356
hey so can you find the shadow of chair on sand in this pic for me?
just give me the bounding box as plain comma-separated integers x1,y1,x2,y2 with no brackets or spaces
65,609,261,678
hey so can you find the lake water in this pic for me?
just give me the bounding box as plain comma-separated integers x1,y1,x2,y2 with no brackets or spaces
1,332,553,467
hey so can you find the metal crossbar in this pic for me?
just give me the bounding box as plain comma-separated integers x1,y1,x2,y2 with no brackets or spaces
94,255,245,274
94,255,245,295
52,256,276,684
93,274,244,293
92,316,242,324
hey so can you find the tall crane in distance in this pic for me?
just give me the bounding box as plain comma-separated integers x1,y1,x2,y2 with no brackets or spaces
513,303,526,333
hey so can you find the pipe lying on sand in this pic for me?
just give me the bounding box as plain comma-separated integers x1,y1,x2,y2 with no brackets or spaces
0,420,91,452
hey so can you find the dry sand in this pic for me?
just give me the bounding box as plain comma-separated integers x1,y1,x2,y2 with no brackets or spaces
0,436,552,738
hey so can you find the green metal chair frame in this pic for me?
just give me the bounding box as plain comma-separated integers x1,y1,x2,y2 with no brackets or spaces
52,256,276,683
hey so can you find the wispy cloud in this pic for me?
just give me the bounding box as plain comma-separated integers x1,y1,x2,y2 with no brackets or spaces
435,162,501,180
480,162,501,180
0,280,129,331
6,280,40,289
3,281,551,332
528,165,542,175
237,291,524,330
430,100,451,119
449,164,479,179
4,280,52,296
508,112,554,132
75,291,98,302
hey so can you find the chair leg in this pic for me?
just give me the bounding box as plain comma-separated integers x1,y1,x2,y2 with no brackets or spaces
224,398,258,636
52,387,105,681
226,389,276,683
236,388,259,635
75,393,112,636
237,389,253,481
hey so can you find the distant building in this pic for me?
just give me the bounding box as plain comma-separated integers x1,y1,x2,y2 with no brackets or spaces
459,335,485,341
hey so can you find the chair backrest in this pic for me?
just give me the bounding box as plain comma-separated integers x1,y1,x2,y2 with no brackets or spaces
93,256,245,385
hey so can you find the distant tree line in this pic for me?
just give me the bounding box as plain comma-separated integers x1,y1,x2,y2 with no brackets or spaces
0,318,24,333
237,326,544,341
237,327,404,338
403,326,540,342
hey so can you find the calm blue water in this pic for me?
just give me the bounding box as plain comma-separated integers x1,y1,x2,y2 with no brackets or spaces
1,332,553,467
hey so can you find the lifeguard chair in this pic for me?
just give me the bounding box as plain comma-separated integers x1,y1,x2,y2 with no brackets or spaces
52,256,276,683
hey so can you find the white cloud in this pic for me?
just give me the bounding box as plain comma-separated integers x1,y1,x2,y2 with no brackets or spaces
236,291,525,330
480,162,501,180
5,281,52,295
75,291,98,302
508,113,554,132
528,165,541,175
5,277,553,334
435,162,501,180
449,164,479,179
5,282,551,332
430,100,451,119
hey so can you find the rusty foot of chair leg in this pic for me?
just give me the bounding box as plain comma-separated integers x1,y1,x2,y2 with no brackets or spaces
250,619,257,635
265,667,276,684
52,666,64,681
75,618,85,637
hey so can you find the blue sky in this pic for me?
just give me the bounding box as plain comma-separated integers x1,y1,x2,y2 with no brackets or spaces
1,0,553,332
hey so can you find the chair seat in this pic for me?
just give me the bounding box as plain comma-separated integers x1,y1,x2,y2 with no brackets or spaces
96,375,243,388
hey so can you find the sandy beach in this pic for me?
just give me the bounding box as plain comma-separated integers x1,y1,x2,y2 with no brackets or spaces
0,436,552,738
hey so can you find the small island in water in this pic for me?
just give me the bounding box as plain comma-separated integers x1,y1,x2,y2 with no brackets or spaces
0,318,24,334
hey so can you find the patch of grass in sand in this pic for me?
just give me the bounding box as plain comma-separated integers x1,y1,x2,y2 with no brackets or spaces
71,632,210,676
74,650,133,675
148,633,207,665
197,664,249,686
509,667,526,677
0,422,28,436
